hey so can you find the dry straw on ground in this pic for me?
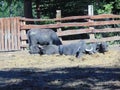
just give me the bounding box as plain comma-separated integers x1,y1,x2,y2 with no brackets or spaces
0,50,119,69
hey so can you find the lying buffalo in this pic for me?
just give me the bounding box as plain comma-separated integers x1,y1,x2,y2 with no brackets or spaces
40,45,59,55
39,40,87,58
59,40,86,58
85,42,108,54
38,41,108,57
27,28,62,54
97,42,108,53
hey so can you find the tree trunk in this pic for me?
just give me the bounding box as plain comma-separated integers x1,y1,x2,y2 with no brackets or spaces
24,0,33,24
35,0,40,18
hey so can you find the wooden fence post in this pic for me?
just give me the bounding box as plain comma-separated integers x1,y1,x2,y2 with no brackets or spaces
88,5,95,39
56,10,62,42
20,20,27,50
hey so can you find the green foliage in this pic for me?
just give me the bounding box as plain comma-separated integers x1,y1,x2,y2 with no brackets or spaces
93,0,120,14
40,15,55,24
115,0,120,9
1,0,119,18
0,0,23,17
0,0,119,46
32,0,91,18
93,0,120,45
95,34,102,39
97,2,114,14
0,1,9,17
34,15,56,25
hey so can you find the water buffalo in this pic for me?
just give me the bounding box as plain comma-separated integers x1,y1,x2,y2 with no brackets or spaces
98,42,108,53
39,45,59,55
38,41,108,57
38,40,86,58
85,42,108,54
27,28,62,54
59,40,86,58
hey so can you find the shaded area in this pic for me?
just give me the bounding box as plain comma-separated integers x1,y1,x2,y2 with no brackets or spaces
62,34,90,40
0,67,120,90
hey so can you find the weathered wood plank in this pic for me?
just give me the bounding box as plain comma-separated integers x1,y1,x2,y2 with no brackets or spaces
57,28,120,36
0,20,1,50
4,18,8,51
92,28,120,33
86,36,120,43
11,18,15,50
20,14,120,22
14,17,17,50
20,16,90,22
20,36,120,48
20,21,27,50
21,20,120,30
16,17,21,50
20,28,120,40
7,18,11,50
1,19,4,51
57,29,91,36
91,14,120,19
62,36,120,44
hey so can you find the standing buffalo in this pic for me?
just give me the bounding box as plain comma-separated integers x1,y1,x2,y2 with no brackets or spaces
27,28,62,54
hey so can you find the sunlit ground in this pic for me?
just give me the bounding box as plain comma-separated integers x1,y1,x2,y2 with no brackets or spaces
0,49,119,90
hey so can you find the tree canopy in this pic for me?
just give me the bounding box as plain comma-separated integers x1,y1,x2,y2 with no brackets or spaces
0,0,23,17
0,0,119,18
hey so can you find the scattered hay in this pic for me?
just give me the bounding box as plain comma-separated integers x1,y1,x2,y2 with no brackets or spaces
0,50,119,69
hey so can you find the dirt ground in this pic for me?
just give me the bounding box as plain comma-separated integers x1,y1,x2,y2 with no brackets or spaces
0,47,120,90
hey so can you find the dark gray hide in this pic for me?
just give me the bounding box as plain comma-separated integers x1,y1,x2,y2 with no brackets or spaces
85,42,108,54
27,28,62,54
40,45,59,55
98,42,108,53
59,40,86,58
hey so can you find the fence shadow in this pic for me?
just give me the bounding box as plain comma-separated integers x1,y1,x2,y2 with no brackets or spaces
0,67,120,90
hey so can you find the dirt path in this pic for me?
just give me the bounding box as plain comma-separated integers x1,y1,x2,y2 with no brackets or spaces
0,50,120,90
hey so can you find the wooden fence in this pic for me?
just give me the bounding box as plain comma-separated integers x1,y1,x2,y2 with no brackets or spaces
0,17,20,51
0,14,120,51
20,14,120,48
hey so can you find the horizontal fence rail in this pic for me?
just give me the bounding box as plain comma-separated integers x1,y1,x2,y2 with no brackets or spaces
20,14,120,22
20,28,120,40
20,14,120,48
62,36,120,44
21,20,120,30
0,14,120,51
